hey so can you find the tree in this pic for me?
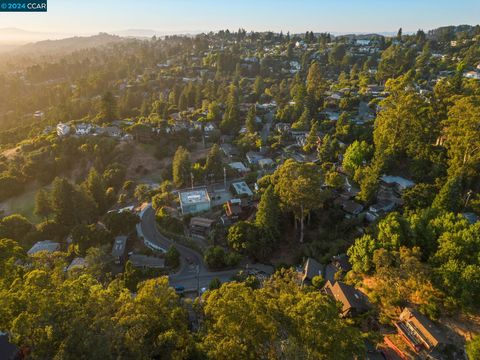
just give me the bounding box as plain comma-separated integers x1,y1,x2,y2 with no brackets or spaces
220,83,240,134
402,183,437,210
342,140,373,177
71,223,112,253
443,96,480,179
34,189,52,220
245,105,257,133
204,246,240,269
206,101,222,123
50,177,77,227
273,160,326,243
98,91,117,123
165,246,180,268
292,107,311,131
104,211,140,236
355,162,381,204
205,144,223,180
466,335,480,360
0,214,35,244
255,185,280,239
325,170,344,189
172,146,191,188
373,73,436,166
227,221,259,256
318,134,339,163
303,120,319,153
253,76,264,100
134,184,151,203
432,176,463,213
83,168,107,214
201,270,364,359
306,61,326,109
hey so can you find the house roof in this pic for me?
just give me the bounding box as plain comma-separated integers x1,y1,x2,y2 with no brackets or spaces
226,201,243,217
190,217,215,228
179,188,210,205
380,175,415,189
129,254,165,269
67,257,87,271
0,334,19,360
231,181,253,196
324,281,368,314
27,240,60,256
303,258,324,281
111,236,127,258
399,307,447,348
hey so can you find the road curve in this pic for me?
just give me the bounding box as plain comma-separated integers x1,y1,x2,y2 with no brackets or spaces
139,205,238,290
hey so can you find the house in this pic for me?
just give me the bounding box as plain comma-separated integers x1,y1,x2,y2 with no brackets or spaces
323,281,369,317
258,158,274,169
289,60,301,73
366,200,396,222
104,126,122,137
66,257,87,271
246,151,264,165
464,70,480,80
462,212,479,224
74,123,93,136
335,198,364,217
27,240,60,256
274,122,291,133
301,257,324,285
111,235,127,265
325,254,352,282
190,217,215,238
221,144,240,158
225,199,243,219
56,123,70,137
231,181,253,197
380,175,415,193
228,162,250,174
204,122,217,134
179,188,211,215
129,254,165,269
0,334,21,360
395,307,447,353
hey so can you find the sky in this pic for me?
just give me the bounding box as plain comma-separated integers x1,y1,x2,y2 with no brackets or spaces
0,0,479,36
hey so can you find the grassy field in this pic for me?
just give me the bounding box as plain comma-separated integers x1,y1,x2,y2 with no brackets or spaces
0,186,44,223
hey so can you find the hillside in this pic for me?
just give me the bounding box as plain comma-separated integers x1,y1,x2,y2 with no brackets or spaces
10,33,124,56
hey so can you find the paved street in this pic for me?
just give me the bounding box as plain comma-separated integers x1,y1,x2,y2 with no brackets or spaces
139,205,239,291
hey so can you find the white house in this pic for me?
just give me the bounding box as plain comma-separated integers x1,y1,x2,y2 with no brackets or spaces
56,123,70,137
380,175,415,192
464,71,480,80
179,188,211,215
74,123,93,136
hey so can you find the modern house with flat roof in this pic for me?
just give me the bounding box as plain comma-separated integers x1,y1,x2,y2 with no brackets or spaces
231,181,253,197
179,188,211,215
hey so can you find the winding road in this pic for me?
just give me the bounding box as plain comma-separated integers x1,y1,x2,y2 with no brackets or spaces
139,205,239,291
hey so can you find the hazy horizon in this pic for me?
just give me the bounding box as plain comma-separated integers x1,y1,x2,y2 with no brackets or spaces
0,0,478,41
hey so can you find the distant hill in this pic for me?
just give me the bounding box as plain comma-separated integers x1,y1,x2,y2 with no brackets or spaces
10,33,124,56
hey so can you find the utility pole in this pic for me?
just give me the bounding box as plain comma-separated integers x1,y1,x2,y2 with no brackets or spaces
223,167,227,190
196,264,200,295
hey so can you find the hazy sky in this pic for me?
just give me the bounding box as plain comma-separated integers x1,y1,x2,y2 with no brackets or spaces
1,0,479,35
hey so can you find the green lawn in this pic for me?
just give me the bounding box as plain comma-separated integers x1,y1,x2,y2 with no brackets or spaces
0,186,43,223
